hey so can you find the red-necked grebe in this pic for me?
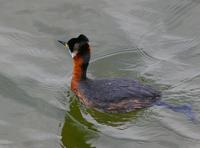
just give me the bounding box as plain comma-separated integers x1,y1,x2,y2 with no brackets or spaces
58,34,161,112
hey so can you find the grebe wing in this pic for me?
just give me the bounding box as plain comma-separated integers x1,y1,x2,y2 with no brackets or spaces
78,78,160,102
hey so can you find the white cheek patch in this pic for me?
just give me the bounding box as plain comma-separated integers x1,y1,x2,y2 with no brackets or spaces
69,50,78,58
72,50,78,58
68,43,79,58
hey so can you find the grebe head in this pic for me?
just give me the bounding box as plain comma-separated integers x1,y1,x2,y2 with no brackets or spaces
58,34,89,58
58,34,91,81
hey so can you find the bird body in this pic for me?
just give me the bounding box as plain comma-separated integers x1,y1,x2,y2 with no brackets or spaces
58,34,161,112
76,78,160,112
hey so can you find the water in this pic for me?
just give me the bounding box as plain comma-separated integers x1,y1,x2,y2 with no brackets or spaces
0,0,200,148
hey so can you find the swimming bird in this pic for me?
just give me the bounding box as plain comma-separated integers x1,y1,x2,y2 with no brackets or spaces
58,34,161,113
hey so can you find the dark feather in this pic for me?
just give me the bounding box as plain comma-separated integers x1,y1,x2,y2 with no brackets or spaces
77,78,161,111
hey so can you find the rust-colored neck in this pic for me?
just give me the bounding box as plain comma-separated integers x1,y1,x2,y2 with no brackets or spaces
71,43,91,91
72,56,88,81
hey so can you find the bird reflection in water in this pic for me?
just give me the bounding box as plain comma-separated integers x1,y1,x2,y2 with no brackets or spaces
60,91,144,148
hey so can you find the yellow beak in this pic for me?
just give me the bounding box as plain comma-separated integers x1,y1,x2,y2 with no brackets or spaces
58,40,68,48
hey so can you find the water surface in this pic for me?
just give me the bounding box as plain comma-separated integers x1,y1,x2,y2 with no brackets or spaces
0,0,200,148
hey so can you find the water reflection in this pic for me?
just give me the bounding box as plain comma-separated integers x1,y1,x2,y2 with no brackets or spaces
61,95,97,148
85,107,143,127
61,92,145,148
